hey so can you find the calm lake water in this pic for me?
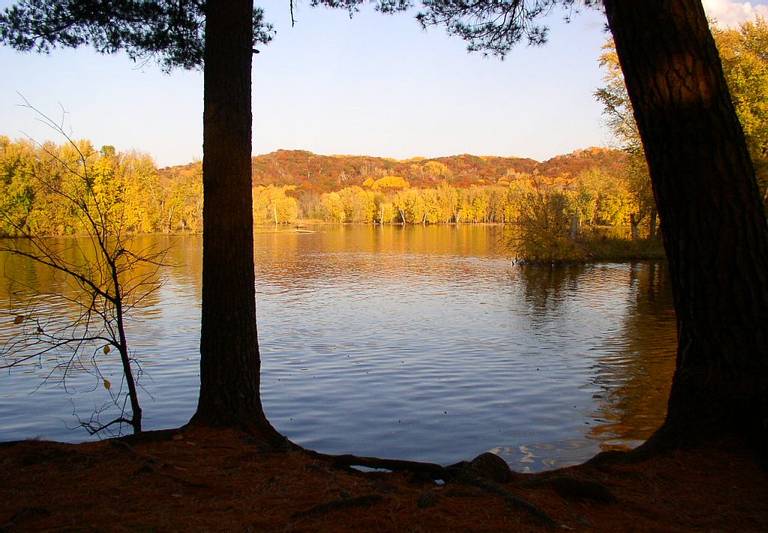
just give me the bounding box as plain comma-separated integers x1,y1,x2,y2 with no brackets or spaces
0,226,676,471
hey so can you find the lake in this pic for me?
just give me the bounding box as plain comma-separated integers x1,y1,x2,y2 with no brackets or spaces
0,225,676,472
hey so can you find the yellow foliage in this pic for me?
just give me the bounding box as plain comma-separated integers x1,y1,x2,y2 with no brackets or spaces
253,185,299,224
370,175,410,191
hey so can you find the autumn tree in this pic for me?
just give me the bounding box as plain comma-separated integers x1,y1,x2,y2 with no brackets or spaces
711,18,768,203
253,185,299,224
507,174,580,261
164,166,203,233
415,0,768,451
0,0,282,436
594,42,657,239
0,136,173,236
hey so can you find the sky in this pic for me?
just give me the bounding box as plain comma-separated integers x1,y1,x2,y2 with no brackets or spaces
1,0,766,167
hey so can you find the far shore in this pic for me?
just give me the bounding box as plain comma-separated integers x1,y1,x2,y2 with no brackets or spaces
0,222,666,263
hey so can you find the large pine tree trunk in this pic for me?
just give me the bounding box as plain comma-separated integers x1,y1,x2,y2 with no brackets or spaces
191,0,279,438
604,0,768,449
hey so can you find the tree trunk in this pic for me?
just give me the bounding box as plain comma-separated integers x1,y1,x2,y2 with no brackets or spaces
191,0,279,438
570,212,581,240
111,254,142,433
604,0,768,449
629,213,639,241
648,207,657,240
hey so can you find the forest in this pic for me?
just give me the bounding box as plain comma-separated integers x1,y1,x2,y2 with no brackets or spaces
0,140,646,235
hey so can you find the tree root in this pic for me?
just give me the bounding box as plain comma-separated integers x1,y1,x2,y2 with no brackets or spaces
524,476,617,504
116,426,559,526
329,453,446,479
292,494,384,519
308,450,559,527
450,472,560,528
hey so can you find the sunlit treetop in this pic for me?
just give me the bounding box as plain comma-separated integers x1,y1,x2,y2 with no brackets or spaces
0,0,273,71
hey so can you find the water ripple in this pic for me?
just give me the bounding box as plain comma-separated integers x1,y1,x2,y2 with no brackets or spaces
0,227,675,471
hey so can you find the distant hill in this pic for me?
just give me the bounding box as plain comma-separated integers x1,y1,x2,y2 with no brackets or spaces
536,147,629,179
162,147,627,194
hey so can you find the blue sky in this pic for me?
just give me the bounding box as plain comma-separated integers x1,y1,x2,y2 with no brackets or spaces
0,0,765,167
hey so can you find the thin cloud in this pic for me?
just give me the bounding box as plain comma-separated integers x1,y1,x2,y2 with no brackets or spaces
703,0,768,27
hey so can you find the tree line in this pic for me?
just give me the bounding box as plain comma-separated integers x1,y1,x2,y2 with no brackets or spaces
1,136,648,238
0,136,202,236
312,169,652,236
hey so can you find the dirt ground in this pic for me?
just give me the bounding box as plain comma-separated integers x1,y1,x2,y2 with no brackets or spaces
1,426,766,532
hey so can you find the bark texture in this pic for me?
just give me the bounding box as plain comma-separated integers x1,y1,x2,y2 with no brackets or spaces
604,0,768,449
191,0,277,436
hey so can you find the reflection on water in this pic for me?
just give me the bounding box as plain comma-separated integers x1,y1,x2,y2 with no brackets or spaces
0,226,676,471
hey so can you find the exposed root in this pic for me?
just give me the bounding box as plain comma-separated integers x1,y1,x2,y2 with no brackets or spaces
328,453,447,479
308,450,559,527
292,494,384,519
448,468,560,528
524,476,617,504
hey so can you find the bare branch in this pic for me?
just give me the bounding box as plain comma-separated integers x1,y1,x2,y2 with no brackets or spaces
0,100,168,436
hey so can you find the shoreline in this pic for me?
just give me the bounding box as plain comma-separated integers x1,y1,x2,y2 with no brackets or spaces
0,225,666,264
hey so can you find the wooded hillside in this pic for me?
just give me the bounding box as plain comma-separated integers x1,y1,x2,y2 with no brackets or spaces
162,147,626,193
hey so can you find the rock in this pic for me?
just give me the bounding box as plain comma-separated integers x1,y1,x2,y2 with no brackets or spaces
468,452,514,484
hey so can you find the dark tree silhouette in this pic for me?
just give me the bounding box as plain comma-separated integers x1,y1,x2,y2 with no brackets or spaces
602,0,768,451
0,0,281,437
413,0,768,451
191,0,276,434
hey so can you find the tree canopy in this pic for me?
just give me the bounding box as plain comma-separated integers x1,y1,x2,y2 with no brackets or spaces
0,0,272,70
414,0,595,56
